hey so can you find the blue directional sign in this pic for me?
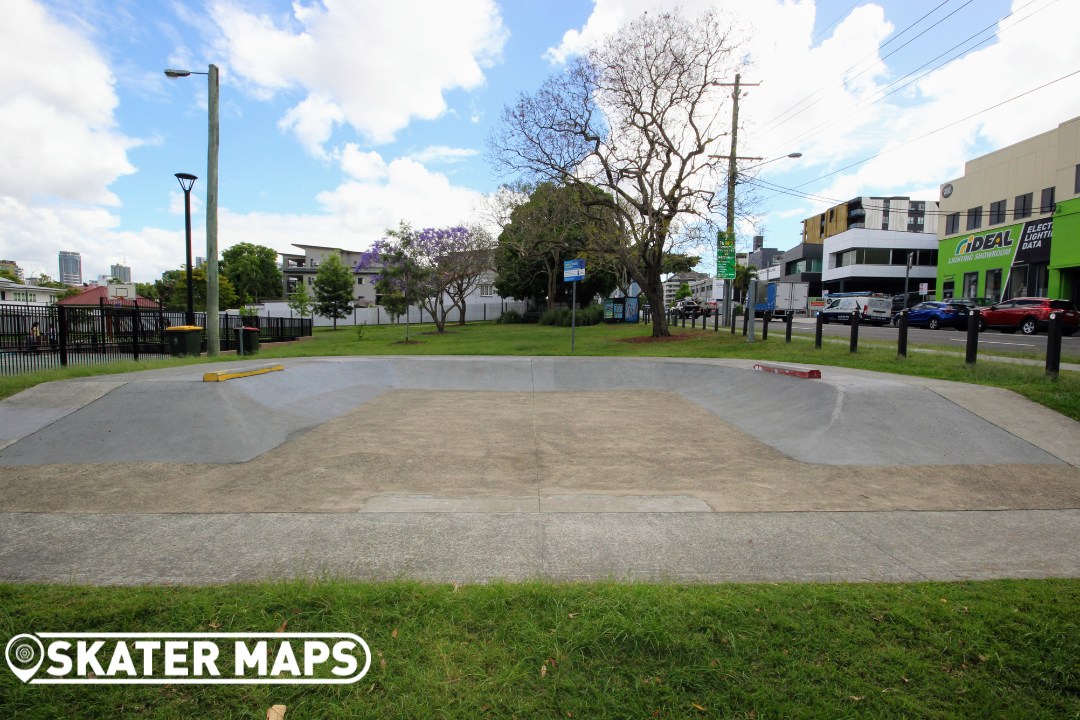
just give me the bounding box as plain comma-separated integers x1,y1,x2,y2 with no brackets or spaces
563,259,585,282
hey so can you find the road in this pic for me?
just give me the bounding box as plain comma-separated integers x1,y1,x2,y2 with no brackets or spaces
777,318,1080,360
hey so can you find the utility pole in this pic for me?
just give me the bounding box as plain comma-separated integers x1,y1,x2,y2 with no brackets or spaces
713,74,759,328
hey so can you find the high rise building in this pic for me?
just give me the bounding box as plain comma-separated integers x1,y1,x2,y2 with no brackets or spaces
0,259,23,282
59,251,82,286
110,263,132,283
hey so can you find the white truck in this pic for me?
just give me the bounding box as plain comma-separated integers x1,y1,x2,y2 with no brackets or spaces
753,281,810,321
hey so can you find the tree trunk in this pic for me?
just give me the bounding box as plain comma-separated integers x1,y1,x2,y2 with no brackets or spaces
457,300,466,325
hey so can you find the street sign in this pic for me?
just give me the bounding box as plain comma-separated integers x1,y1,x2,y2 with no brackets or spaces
563,259,585,282
716,231,736,280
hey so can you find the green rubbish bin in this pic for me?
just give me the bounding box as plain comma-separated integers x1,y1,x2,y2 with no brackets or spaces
236,326,260,356
165,325,203,357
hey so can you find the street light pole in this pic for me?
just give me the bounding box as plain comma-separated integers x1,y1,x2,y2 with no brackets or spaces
165,65,220,356
175,173,197,325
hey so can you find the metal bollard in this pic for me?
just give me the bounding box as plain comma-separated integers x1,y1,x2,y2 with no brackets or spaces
785,313,793,343
965,309,980,365
1046,312,1062,377
897,311,908,358
714,309,719,332
742,306,749,336
730,307,737,335
849,311,860,353
815,312,823,349
761,312,770,341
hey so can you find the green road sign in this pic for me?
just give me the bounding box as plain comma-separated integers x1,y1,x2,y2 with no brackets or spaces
717,232,736,280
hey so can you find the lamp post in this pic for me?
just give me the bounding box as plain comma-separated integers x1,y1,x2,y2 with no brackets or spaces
165,65,220,356
175,173,197,325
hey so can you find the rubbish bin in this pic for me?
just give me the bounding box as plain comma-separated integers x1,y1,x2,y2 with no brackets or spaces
165,325,203,357
236,326,260,356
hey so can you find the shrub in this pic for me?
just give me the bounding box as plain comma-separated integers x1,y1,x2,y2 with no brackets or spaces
496,309,524,324
539,308,570,326
539,305,605,327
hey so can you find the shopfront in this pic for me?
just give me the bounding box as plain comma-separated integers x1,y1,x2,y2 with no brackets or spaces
1049,196,1080,304
938,218,1052,302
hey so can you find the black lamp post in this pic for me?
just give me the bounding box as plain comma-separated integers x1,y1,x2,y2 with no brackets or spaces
175,172,198,325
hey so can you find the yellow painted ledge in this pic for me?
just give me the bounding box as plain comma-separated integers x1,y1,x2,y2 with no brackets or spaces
203,364,284,382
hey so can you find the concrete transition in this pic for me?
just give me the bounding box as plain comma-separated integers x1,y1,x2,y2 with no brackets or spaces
0,356,1078,584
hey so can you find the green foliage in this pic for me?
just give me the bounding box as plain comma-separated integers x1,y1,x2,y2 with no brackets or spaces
55,286,82,301
661,253,702,275
734,263,758,301
495,182,621,308
0,266,18,282
153,267,239,311
312,252,354,329
354,322,367,341
135,282,158,300
496,309,524,324
286,281,313,318
220,242,284,303
674,282,692,301
33,273,67,289
539,304,604,327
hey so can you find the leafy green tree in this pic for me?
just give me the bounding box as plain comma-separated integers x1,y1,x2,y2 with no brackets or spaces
287,280,313,318
0,267,18,282
494,182,620,310
734,263,758,303
135,282,158,300
154,267,239,311
662,254,701,275
674,283,692,302
313,252,354,329
33,273,67,289
220,243,284,304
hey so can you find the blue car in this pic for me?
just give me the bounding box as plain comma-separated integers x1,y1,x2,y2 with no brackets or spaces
904,301,971,330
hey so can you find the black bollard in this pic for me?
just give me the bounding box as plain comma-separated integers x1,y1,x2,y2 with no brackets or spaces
815,312,823,349
849,310,860,353
761,311,770,340
730,307,737,335
742,305,749,336
897,310,909,358
785,313,793,343
714,308,719,332
965,308,980,365
1046,312,1062,378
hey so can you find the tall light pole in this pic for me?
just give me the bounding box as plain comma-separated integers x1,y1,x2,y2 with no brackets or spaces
165,65,220,356
175,173,197,325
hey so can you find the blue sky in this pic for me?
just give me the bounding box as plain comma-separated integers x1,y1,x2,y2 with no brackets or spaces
2,0,1079,284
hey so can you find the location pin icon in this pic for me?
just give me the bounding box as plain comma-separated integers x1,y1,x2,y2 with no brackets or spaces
5,634,44,683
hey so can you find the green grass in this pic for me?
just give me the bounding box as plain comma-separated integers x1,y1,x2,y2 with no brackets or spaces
2,579,1077,719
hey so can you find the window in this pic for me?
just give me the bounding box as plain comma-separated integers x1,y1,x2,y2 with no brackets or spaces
985,269,1002,302
356,277,364,285
479,283,495,297
989,200,1006,225
966,206,982,230
945,212,960,235
963,272,979,298
1014,192,1033,220
863,248,891,265
1041,187,1056,214
1075,164,1080,194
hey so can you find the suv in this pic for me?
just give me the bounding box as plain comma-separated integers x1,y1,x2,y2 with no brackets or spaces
672,299,703,319
977,297,1079,335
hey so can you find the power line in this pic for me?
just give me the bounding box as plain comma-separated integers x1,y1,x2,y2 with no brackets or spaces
764,0,1055,158
756,68,1080,204
758,0,959,135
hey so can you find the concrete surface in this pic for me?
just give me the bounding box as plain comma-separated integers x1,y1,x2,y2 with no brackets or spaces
0,355,1078,584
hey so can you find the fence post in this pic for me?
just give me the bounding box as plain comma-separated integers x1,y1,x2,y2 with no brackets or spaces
966,309,980,365
131,305,141,361
58,305,69,367
1046,312,1062,377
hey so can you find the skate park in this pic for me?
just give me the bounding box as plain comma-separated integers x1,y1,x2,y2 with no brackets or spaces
1,355,1078,584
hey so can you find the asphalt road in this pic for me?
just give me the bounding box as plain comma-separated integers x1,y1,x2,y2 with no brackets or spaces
780,318,1080,359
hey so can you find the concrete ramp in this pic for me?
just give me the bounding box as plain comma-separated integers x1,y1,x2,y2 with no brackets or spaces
0,356,1069,467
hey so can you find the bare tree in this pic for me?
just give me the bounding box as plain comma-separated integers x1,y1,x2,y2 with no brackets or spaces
489,9,741,336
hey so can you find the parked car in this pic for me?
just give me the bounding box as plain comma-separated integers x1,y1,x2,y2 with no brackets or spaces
891,291,933,316
976,297,1080,335
672,299,703,319
817,295,892,325
904,301,971,330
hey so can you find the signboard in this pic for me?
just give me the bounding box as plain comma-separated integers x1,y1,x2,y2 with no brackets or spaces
563,259,585,282
716,231,736,280
919,282,929,295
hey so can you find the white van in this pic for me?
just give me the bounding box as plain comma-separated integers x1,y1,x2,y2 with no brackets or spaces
818,295,892,326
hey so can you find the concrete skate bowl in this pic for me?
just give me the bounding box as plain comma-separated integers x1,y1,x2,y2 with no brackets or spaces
0,356,1064,469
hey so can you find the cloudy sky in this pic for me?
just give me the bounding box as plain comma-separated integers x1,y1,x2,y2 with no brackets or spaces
2,0,1078,283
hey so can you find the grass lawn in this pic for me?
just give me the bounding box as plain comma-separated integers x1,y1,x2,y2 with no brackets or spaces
2,580,1078,718
2,319,1078,718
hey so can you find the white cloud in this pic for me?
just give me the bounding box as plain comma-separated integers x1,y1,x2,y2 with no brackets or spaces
0,0,137,205
406,146,480,165
211,0,508,150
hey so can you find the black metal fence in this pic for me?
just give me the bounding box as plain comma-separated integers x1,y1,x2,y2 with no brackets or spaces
0,302,312,377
